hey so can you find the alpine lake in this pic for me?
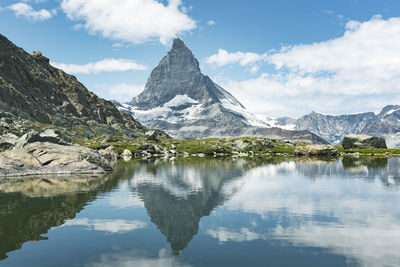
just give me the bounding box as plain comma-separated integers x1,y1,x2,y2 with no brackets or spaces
1,156,400,267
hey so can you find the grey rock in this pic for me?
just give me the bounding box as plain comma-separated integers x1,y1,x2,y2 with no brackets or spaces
14,130,65,149
14,131,43,149
98,146,118,163
137,144,157,154
121,149,133,157
294,144,339,157
233,140,249,150
145,129,172,141
0,133,18,148
0,142,112,177
341,134,387,149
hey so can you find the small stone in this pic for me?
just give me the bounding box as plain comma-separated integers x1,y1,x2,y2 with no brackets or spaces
121,149,133,157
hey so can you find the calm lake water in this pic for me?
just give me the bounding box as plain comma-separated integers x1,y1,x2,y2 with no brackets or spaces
1,157,400,267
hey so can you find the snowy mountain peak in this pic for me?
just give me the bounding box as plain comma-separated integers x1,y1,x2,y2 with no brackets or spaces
127,37,264,128
117,39,327,143
379,105,400,118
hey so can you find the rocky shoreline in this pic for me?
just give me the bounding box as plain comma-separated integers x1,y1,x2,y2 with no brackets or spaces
1,129,398,178
0,130,116,177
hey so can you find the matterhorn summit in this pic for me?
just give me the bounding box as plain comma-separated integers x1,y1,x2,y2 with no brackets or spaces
118,38,326,143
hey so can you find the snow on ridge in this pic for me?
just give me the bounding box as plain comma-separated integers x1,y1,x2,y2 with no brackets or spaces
120,95,203,123
164,94,198,107
220,99,270,128
386,108,400,115
255,114,296,131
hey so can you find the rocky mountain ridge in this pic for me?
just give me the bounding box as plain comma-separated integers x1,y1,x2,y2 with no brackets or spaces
0,33,145,140
267,105,400,148
118,38,327,144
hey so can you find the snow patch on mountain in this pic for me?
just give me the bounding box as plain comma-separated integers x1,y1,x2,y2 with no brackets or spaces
386,108,400,115
164,95,198,107
255,114,296,130
220,99,269,128
121,95,204,124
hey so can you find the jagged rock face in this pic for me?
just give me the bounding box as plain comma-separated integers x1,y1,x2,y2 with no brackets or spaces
121,38,327,144
0,34,143,135
294,111,378,145
361,105,400,148
271,105,400,147
129,38,235,109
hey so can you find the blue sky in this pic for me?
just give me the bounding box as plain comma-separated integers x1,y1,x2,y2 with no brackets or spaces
1,0,400,117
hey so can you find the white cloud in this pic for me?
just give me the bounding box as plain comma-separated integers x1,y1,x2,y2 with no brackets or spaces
206,227,263,243
64,218,147,233
221,161,400,267
86,249,193,267
22,0,49,3
207,20,215,26
206,49,267,67
60,0,196,45
71,23,83,31
211,15,400,117
51,58,148,74
8,2,53,21
109,83,144,100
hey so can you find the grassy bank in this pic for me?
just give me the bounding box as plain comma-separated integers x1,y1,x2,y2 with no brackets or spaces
74,136,297,156
76,136,400,158
335,146,400,156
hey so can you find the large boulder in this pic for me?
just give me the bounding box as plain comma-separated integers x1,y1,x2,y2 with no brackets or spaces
98,146,118,163
14,130,66,149
0,130,113,177
137,144,157,154
0,143,111,176
0,133,18,148
294,144,339,156
341,134,387,149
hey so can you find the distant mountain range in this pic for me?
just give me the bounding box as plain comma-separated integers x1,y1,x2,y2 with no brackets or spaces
116,38,326,144
264,105,400,148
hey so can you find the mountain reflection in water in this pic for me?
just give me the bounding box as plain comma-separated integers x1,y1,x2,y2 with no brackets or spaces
0,157,399,267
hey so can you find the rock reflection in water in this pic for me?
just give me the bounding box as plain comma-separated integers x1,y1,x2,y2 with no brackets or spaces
0,160,136,260
129,157,276,255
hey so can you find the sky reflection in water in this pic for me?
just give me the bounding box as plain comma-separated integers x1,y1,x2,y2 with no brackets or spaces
0,157,399,267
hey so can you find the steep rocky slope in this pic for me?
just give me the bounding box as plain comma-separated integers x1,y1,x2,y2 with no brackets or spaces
0,33,144,139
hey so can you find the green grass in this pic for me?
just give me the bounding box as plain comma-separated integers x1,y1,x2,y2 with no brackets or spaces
160,137,295,155
68,135,400,158
32,122,52,131
161,138,232,155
